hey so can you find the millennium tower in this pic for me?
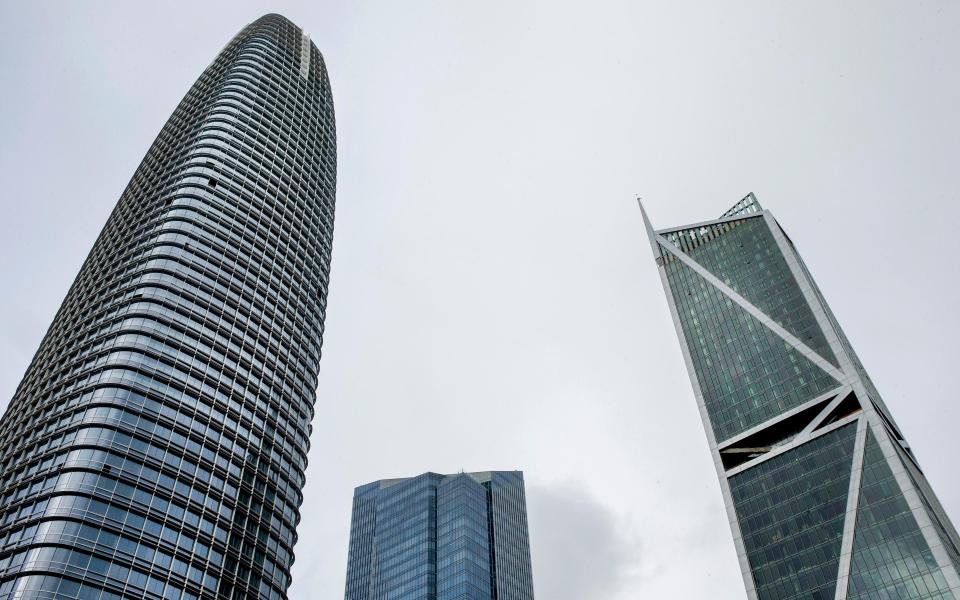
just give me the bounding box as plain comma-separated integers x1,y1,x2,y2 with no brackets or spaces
0,15,335,600
345,471,535,600
642,194,960,599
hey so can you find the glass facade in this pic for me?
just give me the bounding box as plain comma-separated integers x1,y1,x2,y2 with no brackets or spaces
663,251,839,442
0,14,335,600
730,423,857,600
645,194,960,599
847,431,953,599
668,217,837,367
344,472,534,600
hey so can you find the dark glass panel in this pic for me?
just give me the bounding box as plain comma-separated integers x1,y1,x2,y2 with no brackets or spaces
730,423,857,600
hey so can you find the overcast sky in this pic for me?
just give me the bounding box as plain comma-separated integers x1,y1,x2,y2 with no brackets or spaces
1,2,959,598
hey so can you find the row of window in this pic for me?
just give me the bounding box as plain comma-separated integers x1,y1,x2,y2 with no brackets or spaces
0,15,334,600
3,384,303,513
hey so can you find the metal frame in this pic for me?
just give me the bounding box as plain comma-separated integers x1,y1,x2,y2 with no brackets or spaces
656,212,765,237
799,387,854,437
717,385,848,451
724,412,861,477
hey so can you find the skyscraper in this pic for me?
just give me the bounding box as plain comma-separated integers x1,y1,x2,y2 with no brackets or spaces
0,14,335,600
642,194,960,599
345,471,535,600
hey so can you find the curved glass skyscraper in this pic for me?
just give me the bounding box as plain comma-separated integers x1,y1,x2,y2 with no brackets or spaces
0,14,335,600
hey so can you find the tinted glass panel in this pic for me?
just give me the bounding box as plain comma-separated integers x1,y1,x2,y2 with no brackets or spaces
730,423,857,600
675,217,837,367
847,430,955,600
664,254,839,441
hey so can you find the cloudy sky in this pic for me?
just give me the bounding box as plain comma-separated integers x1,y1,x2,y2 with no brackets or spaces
1,1,959,598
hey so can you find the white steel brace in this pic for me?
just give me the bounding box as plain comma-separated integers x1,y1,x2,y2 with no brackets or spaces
834,417,868,600
654,234,847,384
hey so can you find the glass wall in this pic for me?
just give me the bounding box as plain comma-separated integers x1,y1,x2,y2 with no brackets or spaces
345,472,534,600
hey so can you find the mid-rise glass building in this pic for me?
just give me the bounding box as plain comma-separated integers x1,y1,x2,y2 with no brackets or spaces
345,471,534,600
0,14,335,600
642,194,960,599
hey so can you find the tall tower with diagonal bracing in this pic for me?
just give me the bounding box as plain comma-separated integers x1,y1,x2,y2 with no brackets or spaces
0,14,335,600
642,194,960,600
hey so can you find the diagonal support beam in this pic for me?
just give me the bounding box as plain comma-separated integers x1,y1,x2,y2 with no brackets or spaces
718,385,847,450
800,387,854,437
655,235,847,384
834,416,868,600
725,411,861,476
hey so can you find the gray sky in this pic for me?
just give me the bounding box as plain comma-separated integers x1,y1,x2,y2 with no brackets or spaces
1,2,959,598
